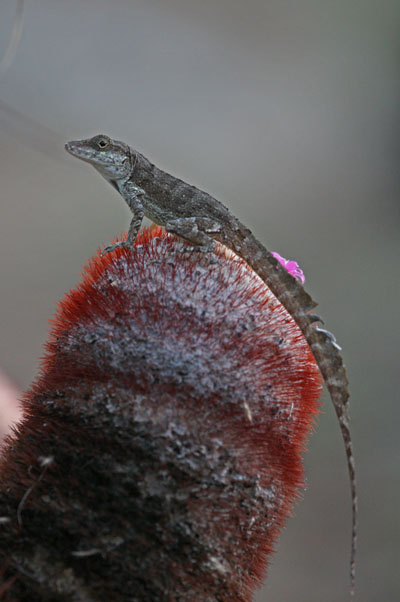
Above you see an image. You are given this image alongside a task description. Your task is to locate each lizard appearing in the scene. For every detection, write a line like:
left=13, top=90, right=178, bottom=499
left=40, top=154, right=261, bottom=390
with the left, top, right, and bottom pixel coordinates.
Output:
left=65, top=134, right=357, bottom=598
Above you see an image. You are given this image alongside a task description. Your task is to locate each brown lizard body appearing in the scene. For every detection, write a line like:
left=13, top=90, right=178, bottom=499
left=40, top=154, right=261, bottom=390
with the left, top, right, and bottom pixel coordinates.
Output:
left=65, top=134, right=357, bottom=598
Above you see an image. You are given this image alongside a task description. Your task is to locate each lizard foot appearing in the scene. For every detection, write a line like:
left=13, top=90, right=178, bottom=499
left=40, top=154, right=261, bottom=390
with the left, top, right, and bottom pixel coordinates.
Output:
left=180, top=246, right=219, bottom=264
left=102, top=241, right=132, bottom=256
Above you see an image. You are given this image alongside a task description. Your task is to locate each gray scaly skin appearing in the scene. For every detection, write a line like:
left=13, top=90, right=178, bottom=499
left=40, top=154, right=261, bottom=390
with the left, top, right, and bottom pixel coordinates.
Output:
left=65, top=134, right=357, bottom=598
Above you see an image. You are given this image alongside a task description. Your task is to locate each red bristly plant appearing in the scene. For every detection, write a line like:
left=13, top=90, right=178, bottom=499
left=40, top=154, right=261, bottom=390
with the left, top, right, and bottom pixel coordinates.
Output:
left=0, top=227, right=321, bottom=601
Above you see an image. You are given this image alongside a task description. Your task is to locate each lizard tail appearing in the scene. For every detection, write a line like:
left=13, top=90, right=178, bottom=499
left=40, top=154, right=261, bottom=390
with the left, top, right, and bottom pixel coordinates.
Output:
left=216, top=226, right=357, bottom=599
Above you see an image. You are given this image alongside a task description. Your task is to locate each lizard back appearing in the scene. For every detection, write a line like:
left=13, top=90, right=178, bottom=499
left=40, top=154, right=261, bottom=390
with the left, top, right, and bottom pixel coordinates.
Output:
left=132, top=151, right=357, bottom=597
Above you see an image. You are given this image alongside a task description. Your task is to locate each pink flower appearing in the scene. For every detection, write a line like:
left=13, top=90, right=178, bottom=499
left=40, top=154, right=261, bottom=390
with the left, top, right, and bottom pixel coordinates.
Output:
left=272, top=251, right=306, bottom=285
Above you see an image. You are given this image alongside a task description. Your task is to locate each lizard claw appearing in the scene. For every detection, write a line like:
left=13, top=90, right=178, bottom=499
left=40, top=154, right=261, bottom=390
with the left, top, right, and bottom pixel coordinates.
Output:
left=178, top=243, right=216, bottom=254
left=102, top=241, right=132, bottom=256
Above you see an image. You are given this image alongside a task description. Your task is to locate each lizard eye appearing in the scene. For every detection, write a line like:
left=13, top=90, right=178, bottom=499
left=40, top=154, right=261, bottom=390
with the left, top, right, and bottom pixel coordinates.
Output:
left=92, top=135, right=111, bottom=150
left=97, top=138, right=109, bottom=149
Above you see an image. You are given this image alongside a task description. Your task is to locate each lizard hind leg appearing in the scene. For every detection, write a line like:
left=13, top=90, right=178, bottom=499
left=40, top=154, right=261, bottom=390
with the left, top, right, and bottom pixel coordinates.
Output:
left=165, top=217, right=221, bottom=252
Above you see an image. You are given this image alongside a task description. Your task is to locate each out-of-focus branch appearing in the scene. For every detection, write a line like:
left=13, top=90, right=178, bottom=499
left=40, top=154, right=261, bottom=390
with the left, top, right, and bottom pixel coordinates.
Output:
left=0, top=0, right=25, bottom=80
left=0, top=370, right=21, bottom=443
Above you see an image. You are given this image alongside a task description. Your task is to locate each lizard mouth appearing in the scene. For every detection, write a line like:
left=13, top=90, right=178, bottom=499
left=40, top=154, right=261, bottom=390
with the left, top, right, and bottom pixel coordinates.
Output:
left=65, top=141, right=95, bottom=163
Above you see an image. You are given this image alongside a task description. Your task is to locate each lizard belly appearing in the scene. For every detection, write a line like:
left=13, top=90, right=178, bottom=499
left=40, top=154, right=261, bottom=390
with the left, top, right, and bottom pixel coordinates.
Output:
left=143, top=198, right=171, bottom=226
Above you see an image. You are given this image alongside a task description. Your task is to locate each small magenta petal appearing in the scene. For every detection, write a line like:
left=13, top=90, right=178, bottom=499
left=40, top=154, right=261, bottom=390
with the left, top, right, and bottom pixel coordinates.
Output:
left=271, top=251, right=306, bottom=285
left=271, top=251, right=285, bottom=265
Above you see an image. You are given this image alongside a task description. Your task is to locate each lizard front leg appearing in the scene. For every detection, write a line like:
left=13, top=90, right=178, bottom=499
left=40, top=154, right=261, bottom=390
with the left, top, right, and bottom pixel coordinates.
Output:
left=102, top=194, right=144, bottom=255
left=165, top=217, right=221, bottom=252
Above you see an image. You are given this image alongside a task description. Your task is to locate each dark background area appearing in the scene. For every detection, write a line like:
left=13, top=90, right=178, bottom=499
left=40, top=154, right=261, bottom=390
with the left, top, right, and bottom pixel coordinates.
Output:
left=0, top=1, right=399, bottom=600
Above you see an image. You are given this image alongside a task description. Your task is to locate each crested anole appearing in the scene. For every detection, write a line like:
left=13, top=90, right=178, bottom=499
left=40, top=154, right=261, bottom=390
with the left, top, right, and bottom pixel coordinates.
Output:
left=65, top=134, right=357, bottom=598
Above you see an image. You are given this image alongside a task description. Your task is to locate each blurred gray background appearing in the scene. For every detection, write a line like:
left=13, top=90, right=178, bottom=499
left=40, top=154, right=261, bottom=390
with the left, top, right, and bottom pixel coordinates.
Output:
left=0, top=1, right=399, bottom=600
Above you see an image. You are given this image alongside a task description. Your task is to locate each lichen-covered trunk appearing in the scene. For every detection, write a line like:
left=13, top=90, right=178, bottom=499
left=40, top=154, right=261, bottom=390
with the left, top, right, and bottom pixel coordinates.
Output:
left=0, top=229, right=322, bottom=601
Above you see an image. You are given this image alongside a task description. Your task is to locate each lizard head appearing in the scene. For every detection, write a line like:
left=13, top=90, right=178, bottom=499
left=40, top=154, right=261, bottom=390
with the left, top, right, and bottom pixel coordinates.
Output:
left=65, top=135, right=134, bottom=181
